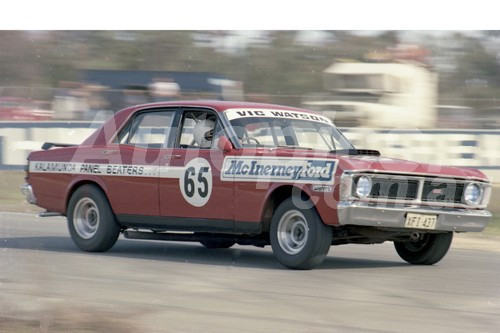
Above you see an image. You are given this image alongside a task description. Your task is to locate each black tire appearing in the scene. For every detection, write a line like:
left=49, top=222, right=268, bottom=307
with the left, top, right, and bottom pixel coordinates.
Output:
left=199, top=239, right=235, bottom=249
left=67, top=184, right=120, bottom=252
left=270, top=197, right=332, bottom=270
left=394, top=232, right=453, bottom=265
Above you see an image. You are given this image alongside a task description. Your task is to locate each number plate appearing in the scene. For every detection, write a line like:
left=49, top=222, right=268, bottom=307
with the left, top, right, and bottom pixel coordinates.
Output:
left=404, top=213, right=437, bottom=230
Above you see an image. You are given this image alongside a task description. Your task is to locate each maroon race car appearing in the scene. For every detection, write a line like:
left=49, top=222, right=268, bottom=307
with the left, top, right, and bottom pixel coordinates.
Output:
left=21, top=101, right=492, bottom=269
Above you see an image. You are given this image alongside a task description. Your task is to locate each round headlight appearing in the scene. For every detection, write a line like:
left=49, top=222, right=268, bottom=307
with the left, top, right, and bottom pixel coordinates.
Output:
left=356, top=176, right=372, bottom=198
left=464, top=183, right=482, bottom=206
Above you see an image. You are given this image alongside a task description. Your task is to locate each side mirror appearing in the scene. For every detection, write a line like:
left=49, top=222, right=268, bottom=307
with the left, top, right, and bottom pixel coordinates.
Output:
left=217, top=135, right=234, bottom=153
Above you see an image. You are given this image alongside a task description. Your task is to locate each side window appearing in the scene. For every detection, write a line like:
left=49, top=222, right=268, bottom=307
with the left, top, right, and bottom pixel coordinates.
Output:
left=115, top=111, right=175, bottom=148
left=178, top=111, right=218, bottom=149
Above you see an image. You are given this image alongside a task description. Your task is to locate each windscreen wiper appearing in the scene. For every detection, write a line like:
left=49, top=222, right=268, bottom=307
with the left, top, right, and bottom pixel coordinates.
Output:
left=276, top=145, right=314, bottom=150
left=330, top=149, right=381, bottom=156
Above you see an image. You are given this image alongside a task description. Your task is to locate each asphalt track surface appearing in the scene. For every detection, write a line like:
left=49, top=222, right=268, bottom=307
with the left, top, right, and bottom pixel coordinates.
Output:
left=1, top=212, right=499, bottom=332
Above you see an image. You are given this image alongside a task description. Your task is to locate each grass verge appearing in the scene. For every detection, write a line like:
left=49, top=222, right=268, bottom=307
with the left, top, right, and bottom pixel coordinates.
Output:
left=0, top=171, right=41, bottom=214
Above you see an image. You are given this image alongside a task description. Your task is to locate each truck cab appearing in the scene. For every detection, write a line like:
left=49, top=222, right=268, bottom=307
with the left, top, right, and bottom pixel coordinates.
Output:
left=303, top=62, right=438, bottom=128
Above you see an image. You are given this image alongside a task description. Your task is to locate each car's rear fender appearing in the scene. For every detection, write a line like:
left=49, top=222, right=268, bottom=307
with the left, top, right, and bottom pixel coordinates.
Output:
left=64, top=176, right=110, bottom=215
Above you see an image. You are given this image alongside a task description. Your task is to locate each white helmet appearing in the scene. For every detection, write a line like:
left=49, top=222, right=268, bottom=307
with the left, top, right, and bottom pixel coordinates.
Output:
left=193, top=118, right=215, bottom=148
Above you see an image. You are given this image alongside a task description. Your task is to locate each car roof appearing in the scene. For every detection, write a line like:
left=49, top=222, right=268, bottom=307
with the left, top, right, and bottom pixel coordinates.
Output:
left=84, top=100, right=324, bottom=146
left=120, top=100, right=315, bottom=114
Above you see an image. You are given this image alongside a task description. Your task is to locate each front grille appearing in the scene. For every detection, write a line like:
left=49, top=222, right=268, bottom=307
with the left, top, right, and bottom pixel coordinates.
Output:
left=352, top=174, right=472, bottom=205
left=369, top=179, right=419, bottom=200
left=422, top=181, right=464, bottom=204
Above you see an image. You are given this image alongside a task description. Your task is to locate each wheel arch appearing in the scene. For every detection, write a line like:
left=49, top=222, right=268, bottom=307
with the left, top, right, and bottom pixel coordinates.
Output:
left=64, top=177, right=110, bottom=215
left=260, top=184, right=313, bottom=233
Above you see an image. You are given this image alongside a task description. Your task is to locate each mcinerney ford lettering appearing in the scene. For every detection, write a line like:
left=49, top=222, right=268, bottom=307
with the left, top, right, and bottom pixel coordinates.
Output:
left=221, top=157, right=337, bottom=184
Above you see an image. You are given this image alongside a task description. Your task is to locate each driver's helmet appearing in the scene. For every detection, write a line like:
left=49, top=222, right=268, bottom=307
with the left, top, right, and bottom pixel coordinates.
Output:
left=193, top=118, right=215, bottom=148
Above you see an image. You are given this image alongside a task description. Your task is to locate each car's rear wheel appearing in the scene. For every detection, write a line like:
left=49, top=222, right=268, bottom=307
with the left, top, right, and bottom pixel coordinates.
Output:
left=394, top=232, right=453, bottom=265
left=67, top=185, right=120, bottom=252
left=270, top=197, right=332, bottom=270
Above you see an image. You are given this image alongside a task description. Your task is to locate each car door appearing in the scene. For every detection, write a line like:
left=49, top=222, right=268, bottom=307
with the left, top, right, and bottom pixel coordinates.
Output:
left=104, top=108, right=177, bottom=217
left=158, top=108, right=234, bottom=231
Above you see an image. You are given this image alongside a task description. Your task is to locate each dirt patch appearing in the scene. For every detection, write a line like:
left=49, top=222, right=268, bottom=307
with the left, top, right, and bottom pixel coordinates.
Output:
left=0, top=307, right=137, bottom=333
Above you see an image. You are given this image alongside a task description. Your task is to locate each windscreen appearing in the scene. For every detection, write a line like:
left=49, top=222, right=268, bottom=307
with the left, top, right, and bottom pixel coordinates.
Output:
left=225, top=109, right=355, bottom=151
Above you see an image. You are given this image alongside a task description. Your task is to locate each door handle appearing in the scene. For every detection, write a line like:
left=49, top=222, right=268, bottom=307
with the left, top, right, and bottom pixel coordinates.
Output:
left=164, top=154, right=182, bottom=159
left=103, top=149, right=118, bottom=155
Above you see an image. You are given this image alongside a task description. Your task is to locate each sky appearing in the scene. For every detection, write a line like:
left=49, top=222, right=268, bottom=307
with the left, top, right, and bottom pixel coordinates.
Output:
left=0, top=1, right=497, bottom=30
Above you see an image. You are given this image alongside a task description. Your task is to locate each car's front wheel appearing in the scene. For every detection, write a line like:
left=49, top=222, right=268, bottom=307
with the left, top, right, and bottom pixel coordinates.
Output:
left=270, top=197, right=332, bottom=270
left=394, top=232, right=453, bottom=265
left=67, top=185, right=120, bottom=252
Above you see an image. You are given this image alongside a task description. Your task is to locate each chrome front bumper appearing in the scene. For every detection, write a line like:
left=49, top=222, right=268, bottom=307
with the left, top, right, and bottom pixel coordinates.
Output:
left=20, top=184, right=36, bottom=204
left=337, top=201, right=492, bottom=232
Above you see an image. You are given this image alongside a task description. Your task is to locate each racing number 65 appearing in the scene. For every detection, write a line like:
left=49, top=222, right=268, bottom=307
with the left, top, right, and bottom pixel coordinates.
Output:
left=180, top=158, right=213, bottom=207
left=184, top=166, right=209, bottom=198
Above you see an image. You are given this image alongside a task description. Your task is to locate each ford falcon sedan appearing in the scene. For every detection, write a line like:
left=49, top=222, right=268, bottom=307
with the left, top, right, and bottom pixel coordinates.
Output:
left=21, top=101, right=492, bottom=269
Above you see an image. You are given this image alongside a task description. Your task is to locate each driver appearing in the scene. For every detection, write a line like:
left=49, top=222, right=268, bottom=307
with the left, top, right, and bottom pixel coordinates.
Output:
left=233, top=125, right=248, bottom=145
left=193, top=118, right=215, bottom=148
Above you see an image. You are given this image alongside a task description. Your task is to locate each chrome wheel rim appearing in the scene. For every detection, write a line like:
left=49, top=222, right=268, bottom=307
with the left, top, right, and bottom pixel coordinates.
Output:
left=277, top=210, right=309, bottom=255
left=73, top=197, right=99, bottom=239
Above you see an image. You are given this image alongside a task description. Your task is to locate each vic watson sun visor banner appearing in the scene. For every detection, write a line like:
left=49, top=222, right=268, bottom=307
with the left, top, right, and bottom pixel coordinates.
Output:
left=221, top=157, right=337, bottom=184
left=224, top=108, right=333, bottom=125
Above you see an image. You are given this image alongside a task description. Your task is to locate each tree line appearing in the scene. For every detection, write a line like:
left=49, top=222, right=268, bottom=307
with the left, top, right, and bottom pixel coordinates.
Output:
left=1, top=30, right=499, bottom=110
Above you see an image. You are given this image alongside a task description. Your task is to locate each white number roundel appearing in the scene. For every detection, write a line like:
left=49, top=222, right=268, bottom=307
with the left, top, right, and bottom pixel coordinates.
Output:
left=180, top=158, right=213, bottom=207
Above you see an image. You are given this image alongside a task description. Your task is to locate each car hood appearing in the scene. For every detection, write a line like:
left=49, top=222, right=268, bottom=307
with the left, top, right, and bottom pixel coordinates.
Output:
left=253, top=148, right=487, bottom=180
left=262, top=148, right=486, bottom=180
left=335, top=154, right=487, bottom=180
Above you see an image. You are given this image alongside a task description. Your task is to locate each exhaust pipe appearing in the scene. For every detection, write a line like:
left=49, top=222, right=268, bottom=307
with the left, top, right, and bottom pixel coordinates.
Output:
left=410, top=232, right=421, bottom=241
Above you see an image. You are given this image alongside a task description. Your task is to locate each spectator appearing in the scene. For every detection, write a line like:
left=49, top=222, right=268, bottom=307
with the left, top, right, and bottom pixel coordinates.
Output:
left=149, top=77, right=181, bottom=102
left=84, top=83, right=111, bottom=121
left=123, top=85, right=149, bottom=107
left=52, top=81, right=89, bottom=120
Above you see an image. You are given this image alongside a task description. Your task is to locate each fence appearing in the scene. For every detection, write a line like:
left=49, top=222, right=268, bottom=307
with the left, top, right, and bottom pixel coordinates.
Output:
left=1, top=122, right=499, bottom=183
left=0, top=121, right=96, bottom=167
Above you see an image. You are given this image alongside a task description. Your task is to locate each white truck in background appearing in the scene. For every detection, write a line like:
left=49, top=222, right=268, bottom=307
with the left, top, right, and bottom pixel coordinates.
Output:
left=303, top=61, right=439, bottom=128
